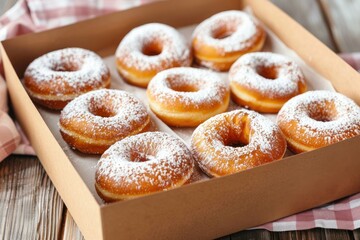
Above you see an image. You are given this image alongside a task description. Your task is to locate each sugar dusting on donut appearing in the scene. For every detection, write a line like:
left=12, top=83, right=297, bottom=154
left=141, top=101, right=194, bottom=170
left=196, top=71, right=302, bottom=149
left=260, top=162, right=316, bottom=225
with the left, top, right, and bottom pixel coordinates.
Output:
left=96, top=132, right=194, bottom=190
left=148, top=67, right=228, bottom=108
left=25, top=48, right=109, bottom=92
left=230, top=52, right=305, bottom=98
left=191, top=110, right=286, bottom=174
left=59, top=89, right=149, bottom=138
left=192, top=10, right=258, bottom=54
left=197, top=110, right=281, bottom=160
left=116, top=23, right=191, bottom=71
left=277, top=90, right=360, bottom=144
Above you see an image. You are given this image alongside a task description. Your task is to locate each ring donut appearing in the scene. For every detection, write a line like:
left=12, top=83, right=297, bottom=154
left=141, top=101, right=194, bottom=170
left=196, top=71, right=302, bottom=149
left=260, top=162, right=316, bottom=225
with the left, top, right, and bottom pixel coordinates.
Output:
left=147, top=67, right=230, bottom=127
left=229, top=52, right=307, bottom=113
left=95, top=132, right=195, bottom=201
left=277, top=90, right=360, bottom=153
left=191, top=109, right=287, bottom=177
left=24, top=48, right=110, bottom=110
left=116, top=23, right=192, bottom=87
left=59, top=89, right=151, bottom=154
left=192, top=10, right=266, bottom=71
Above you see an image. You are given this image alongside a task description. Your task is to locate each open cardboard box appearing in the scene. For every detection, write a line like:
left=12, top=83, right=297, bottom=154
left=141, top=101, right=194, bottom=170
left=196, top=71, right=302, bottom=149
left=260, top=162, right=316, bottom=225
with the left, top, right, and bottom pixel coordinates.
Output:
left=2, top=0, right=360, bottom=239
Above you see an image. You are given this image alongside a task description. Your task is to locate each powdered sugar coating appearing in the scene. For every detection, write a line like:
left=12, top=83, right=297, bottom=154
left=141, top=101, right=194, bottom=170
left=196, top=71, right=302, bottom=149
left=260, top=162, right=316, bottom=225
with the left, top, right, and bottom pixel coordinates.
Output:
left=192, top=10, right=259, bottom=54
left=147, top=67, right=229, bottom=109
left=115, top=23, right=191, bottom=71
left=277, top=90, right=360, bottom=146
left=24, top=48, right=109, bottom=96
left=229, top=52, right=306, bottom=98
left=191, top=109, right=286, bottom=177
left=59, top=89, right=149, bottom=140
left=96, top=132, right=194, bottom=197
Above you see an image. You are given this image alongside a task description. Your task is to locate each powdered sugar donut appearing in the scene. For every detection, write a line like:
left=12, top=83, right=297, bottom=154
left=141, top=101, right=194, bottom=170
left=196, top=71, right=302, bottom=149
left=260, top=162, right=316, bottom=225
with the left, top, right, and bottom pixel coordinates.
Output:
left=95, top=131, right=194, bottom=201
left=147, top=67, right=230, bottom=127
left=229, top=52, right=307, bottom=113
left=115, top=23, right=192, bottom=88
left=59, top=89, right=151, bottom=154
left=24, top=48, right=110, bottom=110
left=192, top=10, right=266, bottom=71
left=277, top=90, right=360, bottom=153
left=191, top=109, right=287, bottom=177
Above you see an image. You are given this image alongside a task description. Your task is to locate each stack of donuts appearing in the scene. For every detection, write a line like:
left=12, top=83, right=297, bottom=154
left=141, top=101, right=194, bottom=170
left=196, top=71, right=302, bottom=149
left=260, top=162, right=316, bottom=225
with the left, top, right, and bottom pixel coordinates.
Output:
left=23, top=10, right=360, bottom=202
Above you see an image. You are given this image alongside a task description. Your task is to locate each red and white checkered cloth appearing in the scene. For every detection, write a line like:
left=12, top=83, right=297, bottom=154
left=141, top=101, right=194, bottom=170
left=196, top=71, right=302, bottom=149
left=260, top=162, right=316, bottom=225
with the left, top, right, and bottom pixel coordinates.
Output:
left=0, top=0, right=154, bottom=160
left=1, top=0, right=360, bottom=232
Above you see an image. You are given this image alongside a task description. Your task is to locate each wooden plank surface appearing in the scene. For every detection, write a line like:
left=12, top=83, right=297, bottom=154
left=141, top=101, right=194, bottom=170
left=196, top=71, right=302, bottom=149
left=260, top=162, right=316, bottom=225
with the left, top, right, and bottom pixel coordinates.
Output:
left=62, top=212, right=84, bottom=240
left=0, top=156, right=63, bottom=240
left=322, top=0, right=360, bottom=52
left=0, top=0, right=360, bottom=239
left=354, top=230, right=360, bottom=240
left=271, top=0, right=336, bottom=51
left=324, top=229, right=353, bottom=240
left=0, top=0, right=17, bottom=15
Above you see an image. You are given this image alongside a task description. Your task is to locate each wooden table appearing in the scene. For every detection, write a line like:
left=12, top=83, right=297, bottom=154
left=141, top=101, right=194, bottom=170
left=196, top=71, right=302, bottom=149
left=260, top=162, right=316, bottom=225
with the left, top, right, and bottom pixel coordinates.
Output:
left=0, top=0, right=359, bottom=239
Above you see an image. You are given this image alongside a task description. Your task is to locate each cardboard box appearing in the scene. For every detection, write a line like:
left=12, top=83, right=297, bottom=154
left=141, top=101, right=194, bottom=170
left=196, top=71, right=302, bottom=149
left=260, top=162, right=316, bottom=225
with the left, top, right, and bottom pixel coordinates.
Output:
left=2, top=0, right=360, bottom=239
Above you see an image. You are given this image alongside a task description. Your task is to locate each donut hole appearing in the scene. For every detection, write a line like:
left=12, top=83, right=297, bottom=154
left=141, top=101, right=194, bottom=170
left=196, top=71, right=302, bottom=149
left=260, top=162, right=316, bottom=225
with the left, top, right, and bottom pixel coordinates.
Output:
left=142, top=41, right=163, bottom=56
left=256, top=66, right=278, bottom=80
left=89, top=107, right=116, bottom=118
left=130, top=151, right=155, bottom=162
left=52, top=63, right=80, bottom=72
left=88, top=96, right=117, bottom=118
left=171, top=84, right=199, bottom=92
left=309, top=113, right=334, bottom=122
left=223, top=119, right=250, bottom=148
left=225, top=133, right=249, bottom=148
left=212, top=24, right=237, bottom=39
left=166, top=77, right=200, bottom=92
left=52, top=58, right=82, bottom=72
left=227, top=140, right=248, bottom=148
left=307, top=102, right=338, bottom=122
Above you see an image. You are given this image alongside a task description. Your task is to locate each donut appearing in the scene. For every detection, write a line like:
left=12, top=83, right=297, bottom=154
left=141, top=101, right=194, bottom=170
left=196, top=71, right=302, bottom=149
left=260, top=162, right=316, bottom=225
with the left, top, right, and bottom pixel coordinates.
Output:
left=95, top=131, right=195, bottom=201
left=192, top=10, right=266, bottom=71
left=229, top=52, right=307, bottom=113
left=24, top=48, right=110, bottom=110
left=59, top=89, right=151, bottom=154
left=277, top=90, right=360, bottom=153
left=115, top=23, right=192, bottom=88
left=147, top=67, right=230, bottom=127
left=191, top=109, right=287, bottom=177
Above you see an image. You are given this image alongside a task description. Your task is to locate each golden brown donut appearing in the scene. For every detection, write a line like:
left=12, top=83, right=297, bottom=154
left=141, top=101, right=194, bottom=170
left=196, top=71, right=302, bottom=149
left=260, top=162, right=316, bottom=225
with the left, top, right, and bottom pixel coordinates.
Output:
left=191, top=109, right=287, bottom=177
left=24, top=48, right=110, bottom=110
left=95, top=132, right=195, bottom=201
left=229, top=52, right=307, bottom=113
left=59, top=89, right=151, bottom=154
left=147, top=67, right=230, bottom=127
left=192, top=10, right=266, bottom=71
left=115, top=23, right=192, bottom=88
left=277, top=90, right=360, bottom=153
